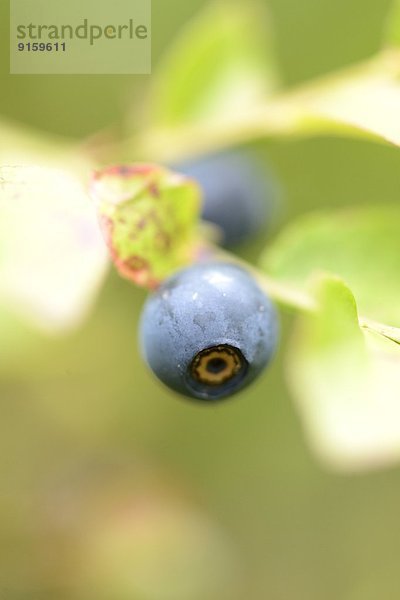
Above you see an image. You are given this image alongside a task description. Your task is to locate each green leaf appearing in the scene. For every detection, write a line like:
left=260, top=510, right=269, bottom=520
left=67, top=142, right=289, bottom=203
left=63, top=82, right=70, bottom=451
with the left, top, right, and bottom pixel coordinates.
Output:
left=260, top=206, right=400, bottom=326
left=294, top=50, right=400, bottom=148
left=147, top=1, right=278, bottom=129
left=288, top=276, right=400, bottom=471
left=91, top=164, right=201, bottom=288
left=0, top=165, right=108, bottom=333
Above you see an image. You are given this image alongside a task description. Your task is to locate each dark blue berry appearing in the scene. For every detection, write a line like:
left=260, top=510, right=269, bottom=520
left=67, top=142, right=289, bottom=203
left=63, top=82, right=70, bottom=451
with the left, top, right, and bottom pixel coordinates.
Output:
left=174, top=151, right=277, bottom=247
left=139, top=262, right=278, bottom=401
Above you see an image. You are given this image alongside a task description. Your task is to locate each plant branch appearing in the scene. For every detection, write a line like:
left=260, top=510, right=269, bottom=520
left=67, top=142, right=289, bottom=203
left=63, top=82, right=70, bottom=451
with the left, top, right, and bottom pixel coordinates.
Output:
left=92, top=49, right=400, bottom=165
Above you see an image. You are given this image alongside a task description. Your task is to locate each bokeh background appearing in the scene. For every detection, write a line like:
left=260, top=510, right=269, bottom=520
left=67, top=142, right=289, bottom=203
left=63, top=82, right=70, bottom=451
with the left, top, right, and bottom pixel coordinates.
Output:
left=2, top=0, right=400, bottom=598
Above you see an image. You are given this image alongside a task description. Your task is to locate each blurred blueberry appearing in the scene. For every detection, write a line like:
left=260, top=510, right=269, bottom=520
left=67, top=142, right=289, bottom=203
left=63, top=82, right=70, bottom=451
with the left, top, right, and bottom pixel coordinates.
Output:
left=139, top=262, right=279, bottom=401
left=173, top=150, right=278, bottom=247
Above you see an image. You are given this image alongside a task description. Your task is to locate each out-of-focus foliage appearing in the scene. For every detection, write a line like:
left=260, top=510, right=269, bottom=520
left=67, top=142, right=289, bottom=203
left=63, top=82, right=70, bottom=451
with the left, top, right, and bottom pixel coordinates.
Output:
left=146, top=2, right=279, bottom=129
left=292, top=51, right=400, bottom=148
left=132, top=0, right=400, bottom=163
left=260, top=206, right=400, bottom=326
left=287, top=276, right=400, bottom=471
left=0, top=165, right=108, bottom=332
left=136, top=51, right=400, bottom=162
left=260, top=206, right=400, bottom=469
left=0, top=118, right=73, bottom=166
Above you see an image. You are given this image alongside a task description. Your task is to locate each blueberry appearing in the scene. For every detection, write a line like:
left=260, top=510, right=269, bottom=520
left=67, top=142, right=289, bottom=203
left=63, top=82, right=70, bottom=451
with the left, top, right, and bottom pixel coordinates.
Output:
left=174, top=151, right=277, bottom=247
left=139, top=262, right=278, bottom=401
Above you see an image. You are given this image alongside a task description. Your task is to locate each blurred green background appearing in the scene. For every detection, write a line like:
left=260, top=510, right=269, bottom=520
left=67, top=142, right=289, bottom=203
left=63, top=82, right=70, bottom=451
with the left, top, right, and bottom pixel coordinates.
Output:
left=2, top=0, right=400, bottom=598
